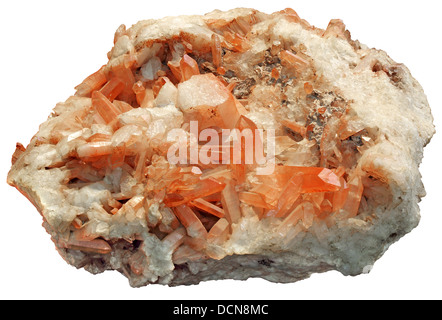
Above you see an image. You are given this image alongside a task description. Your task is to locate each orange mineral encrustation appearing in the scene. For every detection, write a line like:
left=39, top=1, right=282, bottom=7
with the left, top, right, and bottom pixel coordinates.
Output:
left=6, top=5, right=435, bottom=289
left=65, top=34, right=366, bottom=262
left=14, top=8, right=372, bottom=268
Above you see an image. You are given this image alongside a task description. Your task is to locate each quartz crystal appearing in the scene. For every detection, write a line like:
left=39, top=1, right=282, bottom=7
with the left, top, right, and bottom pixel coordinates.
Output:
left=7, top=8, right=434, bottom=287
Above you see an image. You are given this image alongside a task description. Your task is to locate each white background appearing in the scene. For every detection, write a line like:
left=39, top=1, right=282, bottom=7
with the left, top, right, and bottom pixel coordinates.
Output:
left=1, top=0, right=441, bottom=300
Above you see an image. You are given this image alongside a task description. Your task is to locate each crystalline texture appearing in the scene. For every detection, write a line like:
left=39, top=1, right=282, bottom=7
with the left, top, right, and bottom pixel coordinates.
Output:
left=7, top=8, right=434, bottom=287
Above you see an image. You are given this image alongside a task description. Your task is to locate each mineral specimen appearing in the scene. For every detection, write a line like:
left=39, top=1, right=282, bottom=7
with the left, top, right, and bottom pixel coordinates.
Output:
left=7, top=8, right=434, bottom=287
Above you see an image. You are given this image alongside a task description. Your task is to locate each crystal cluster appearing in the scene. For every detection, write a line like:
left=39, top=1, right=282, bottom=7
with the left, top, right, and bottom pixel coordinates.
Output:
left=7, top=8, right=434, bottom=287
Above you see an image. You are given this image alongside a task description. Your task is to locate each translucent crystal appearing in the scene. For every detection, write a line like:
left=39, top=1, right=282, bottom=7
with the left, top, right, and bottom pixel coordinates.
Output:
left=7, top=7, right=433, bottom=288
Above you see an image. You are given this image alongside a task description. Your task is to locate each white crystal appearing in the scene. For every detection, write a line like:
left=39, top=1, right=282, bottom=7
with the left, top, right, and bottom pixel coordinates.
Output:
left=141, top=56, right=162, bottom=80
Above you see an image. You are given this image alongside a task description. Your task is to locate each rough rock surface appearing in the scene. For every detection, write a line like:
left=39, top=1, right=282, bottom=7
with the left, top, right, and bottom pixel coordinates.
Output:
left=7, top=8, right=434, bottom=287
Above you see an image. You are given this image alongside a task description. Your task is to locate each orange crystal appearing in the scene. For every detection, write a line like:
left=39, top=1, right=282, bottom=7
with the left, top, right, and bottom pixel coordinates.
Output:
left=277, top=202, right=306, bottom=234
left=211, top=33, right=222, bottom=69
left=132, top=81, right=147, bottom=105
left=164, top=177, right=226, bottom=207
left=173, top=205, right=208, bottom=239
left=91, top=91, right=122, bottom=124
left=238, top=191, right=274, bottom=209
left=268, top=166, right=341, bottom=193
left=75, top=65, right=107, bottom=97
left=220, top=180, right=242, bottom=224
left=207, top=218, right=230, bottom=245
left=265, top=173, right=302, bottom=218
left=281, top=119, right=307, bottom=138
left=279, top=50, right=309, bottom=73
left=162, top=227, right=187, bottom=251
left=304, top=82, right=314, bottom=94
left=110, top=62, right=136, bottom=104
left=100, top=77, right=125, bottom=101
left=190, top=198, right=225, bottom=218
left=77, top=141, right=112, bottom=158
left=223, top=31, right=250, bottom=52
left=65, top=238, right=112, bottom=255
left=342, top=174, right=364, bottom=218
left=180, top=54, right=200, bottom=81
left=9, top=9, right=384, bottom=277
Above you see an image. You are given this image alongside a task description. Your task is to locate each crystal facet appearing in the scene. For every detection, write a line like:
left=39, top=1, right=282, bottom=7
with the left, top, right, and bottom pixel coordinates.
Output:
left=7, top=8, right=434, bottom=287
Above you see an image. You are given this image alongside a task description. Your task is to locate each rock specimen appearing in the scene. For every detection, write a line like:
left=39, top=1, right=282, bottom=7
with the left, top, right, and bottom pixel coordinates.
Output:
left=7, top=8, right=434, bottom=287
